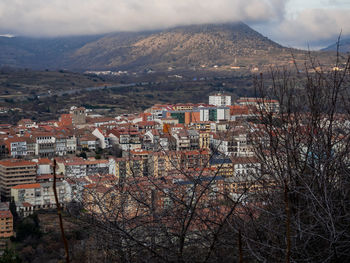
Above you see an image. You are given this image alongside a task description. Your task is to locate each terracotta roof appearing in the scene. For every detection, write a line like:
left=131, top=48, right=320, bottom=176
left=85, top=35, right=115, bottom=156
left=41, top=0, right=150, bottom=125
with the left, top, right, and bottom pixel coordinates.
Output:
left=38, top=158, right=52, bottom=165
left=80, top=134, right=97, bottom=141
left=0, top=159, right=36, bottom=167
left=4, top=137, right=26, bottom=143
left=85, top=160, right=109, bottom=165
left=12, top=183, right=41, bottom=189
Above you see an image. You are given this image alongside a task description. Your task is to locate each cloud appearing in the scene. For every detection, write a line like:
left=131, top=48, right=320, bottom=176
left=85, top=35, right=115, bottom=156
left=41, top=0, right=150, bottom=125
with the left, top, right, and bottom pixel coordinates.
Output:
left=1, top=0, right=348, bottom=49
left=0, top=0, right=288, bottom=37
left=257, top=8, right=350, bottom=49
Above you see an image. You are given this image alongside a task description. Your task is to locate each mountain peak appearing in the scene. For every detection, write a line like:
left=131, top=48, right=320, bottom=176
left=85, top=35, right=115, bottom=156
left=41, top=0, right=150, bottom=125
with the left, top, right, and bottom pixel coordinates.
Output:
left=0, top=23, right=291, bottom=71
left=70, top=22, right=285, bottom=71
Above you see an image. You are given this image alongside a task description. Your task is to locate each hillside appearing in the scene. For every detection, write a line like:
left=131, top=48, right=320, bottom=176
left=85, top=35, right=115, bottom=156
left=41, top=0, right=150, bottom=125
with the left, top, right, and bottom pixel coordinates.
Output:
left=0, top=23, right=334, bottom=72
left=0, top=35, right=102, bottom=70
left=70, top=23, right=290, bottom=71
left=322, top=38, right=350, bottom=53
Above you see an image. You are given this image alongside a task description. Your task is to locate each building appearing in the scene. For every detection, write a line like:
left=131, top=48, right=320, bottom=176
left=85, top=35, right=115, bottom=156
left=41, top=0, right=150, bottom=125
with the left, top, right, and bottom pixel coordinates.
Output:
left=236, top=97, right=280, bottom=113
left=209, top=93, right=231, bottom=106
left=0, top=209, right=13, bottom=238
left=199, top=131, right=210, bottom=149
left=70, top=107, right=86, bottom=125
left=17, top=119, right=37, bottom=129
left=198, top=107, right=230, bottom=122
left=4, top=137, right=27, bottom=158
left=172, top=130, right=190, bottom=151
left=0, top=159, right=37, bottom=200
left=108, top=129, right=141, bottom=151
left=78, top=134, right=97, bottom=151
left=210, top=133, right=238, bottom=157
left=34, top=133, right=56, bottom=157
left=92, top=128, right=112, bottom=149
left=11, top=181, right=70, bottom=216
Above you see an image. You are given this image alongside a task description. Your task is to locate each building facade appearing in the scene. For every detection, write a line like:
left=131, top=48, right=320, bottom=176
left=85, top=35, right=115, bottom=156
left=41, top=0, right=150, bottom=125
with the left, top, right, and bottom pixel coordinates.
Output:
left=0, top=160, right=37, bottom=200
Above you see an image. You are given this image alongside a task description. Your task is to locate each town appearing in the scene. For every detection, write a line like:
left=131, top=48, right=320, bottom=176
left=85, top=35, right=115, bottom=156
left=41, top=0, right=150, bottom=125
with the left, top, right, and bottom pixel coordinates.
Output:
left=0, top=86, right=348, bottom=262
left=0, top=93, right=280, bottom=238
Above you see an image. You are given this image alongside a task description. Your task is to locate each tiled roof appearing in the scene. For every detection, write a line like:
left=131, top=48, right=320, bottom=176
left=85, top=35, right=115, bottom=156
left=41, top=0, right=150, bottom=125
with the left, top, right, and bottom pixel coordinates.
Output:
left=12, top=183, right=41, bottom=189
left=0, top=159, right=36, bottom=167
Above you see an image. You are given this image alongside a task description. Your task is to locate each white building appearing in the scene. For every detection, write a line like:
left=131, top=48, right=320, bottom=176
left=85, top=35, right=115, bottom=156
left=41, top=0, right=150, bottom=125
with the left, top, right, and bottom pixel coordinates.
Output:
left=11, top=181, right=70, bottom=216
left=209, top=93, right=231, bottom=106
left=236, top=97, right=280, bottom=113
left=231, top=157, right=261, bottom=178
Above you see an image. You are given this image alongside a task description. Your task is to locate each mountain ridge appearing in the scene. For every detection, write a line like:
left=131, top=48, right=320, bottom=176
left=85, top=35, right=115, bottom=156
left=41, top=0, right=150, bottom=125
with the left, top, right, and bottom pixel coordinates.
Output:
left=322, top=38, right=350, bottom=53
left=0, top=22, right=326, bottom=72
left=69, top=22, right=287, bottom=71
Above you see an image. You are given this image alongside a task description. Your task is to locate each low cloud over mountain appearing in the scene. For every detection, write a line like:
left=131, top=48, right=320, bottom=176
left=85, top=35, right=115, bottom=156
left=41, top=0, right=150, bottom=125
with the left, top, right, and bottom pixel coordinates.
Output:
left=0, top=0, right=288, bottom=37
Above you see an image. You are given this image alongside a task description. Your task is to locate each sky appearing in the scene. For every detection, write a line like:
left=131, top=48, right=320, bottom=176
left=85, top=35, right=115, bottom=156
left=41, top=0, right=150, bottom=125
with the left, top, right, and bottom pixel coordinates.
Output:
left=0, top=0, right=349, bottom=49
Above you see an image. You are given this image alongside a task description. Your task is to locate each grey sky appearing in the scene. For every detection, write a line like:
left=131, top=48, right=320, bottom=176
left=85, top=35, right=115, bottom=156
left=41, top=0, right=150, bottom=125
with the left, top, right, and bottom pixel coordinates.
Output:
left=0, top=0, right=349, bottom=49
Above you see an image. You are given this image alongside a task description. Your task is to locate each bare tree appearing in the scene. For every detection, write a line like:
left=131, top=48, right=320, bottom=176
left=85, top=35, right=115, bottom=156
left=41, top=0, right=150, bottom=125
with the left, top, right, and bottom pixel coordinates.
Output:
left=61, top=49, right=350, bottom=263
left=237, top=50, right=350, bottom=262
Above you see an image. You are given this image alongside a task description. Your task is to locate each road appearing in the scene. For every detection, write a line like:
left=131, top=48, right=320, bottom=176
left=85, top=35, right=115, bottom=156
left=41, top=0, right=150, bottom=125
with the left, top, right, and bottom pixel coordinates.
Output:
left=36, top=83, right=137, bottom=98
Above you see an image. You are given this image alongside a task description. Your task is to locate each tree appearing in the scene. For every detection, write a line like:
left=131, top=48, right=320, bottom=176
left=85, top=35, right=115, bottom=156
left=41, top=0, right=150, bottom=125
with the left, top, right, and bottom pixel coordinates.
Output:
left=0, top=247, right=21, bottom=263
left=236, top=50, right=350, bottom=262
left=62, top=50, right=350, bottom=262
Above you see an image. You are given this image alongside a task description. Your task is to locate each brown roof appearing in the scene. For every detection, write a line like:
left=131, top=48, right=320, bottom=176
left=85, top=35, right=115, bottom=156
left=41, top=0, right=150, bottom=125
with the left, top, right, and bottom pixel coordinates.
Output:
left=12, top=183, right=41, bottom=189
left=38, top=158, right=52, bottom=165
left=4, top=137, right=26, bottom=143
left=230, top=157, right=259, bottom=164
left=36, top=174, right=64, bottom=180
left=0, top=159, right=36, bottom=167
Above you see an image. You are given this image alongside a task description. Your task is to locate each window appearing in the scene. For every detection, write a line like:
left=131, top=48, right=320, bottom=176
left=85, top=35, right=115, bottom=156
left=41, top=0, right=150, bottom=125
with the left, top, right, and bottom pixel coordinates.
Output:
left=43, top=187, right=49, bottom=194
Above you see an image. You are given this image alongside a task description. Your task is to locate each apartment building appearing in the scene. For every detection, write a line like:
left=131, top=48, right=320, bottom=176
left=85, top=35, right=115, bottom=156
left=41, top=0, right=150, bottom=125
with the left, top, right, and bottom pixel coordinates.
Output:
left=0, top=159, right=37, bottom=200
left=11, top=181, right=69, bottom=216
left=209, top=93, right=231, bottom=106
left=4, top=137, right=27, bottom=158
left=0, top=210, right=13, bottom=238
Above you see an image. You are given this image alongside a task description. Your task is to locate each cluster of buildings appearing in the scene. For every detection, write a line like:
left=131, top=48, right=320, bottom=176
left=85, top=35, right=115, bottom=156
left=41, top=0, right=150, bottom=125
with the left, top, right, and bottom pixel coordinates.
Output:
left=0, top=93, right=281, bottom=238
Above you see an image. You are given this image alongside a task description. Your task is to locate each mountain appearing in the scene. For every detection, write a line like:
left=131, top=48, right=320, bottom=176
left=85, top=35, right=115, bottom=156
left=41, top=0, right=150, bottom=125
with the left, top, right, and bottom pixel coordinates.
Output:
left=322, top=38, right=350, bottom=53
left=0, top=23, right=304, bottom=72
left=0, top=35, right=102, bottom=70
left=69, top=23, right=288, bottom=71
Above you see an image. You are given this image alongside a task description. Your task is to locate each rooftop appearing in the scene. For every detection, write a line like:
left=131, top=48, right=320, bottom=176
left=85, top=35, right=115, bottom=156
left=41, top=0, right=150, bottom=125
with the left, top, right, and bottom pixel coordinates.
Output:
left=0, top=159, right=36, bottom=167
left=12, top=183, right=41, bottom=189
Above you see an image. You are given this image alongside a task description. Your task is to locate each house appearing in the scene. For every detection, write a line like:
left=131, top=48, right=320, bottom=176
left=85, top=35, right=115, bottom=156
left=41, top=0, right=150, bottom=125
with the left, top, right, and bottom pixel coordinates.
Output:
left=17, top=119, right=37, bottom=129
left=34, top=133, right=56, bottom=157
left=92, top=128, right=111, bottom=149
left=4, top=137, right=27, bottom=157
left=11, top=181, right=70, bottom=216
left=108, top=129, right=141, bottom=152
left=78, top=134, right=98, bottom=151
left=35, top=158, right=52, bottom=175
left=172, top=129, right=190, bottom=151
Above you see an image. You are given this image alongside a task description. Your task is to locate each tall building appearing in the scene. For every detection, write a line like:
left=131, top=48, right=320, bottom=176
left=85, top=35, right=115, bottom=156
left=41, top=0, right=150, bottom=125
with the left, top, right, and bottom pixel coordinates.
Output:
left=70, top=106, right=86, bottom=125
left=0, top=210, right=13, bottom=238
left=0, top=159, right=37, bottom=200
left=209, top=93, right=231, bottom=106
